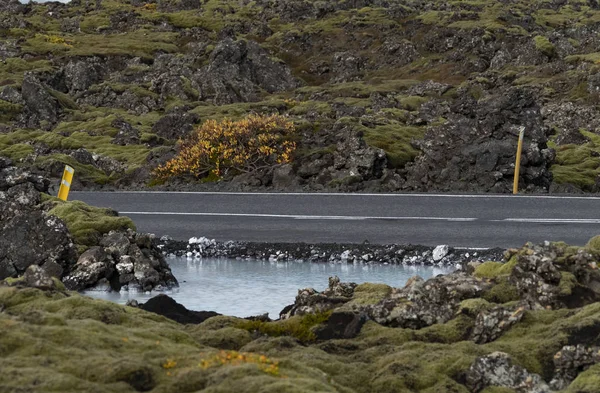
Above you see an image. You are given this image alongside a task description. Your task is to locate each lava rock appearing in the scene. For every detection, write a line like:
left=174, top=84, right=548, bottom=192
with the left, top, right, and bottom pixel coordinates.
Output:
left=139, top=294, right=220, bottom=324
left=466, top=352, right=550, bottom=393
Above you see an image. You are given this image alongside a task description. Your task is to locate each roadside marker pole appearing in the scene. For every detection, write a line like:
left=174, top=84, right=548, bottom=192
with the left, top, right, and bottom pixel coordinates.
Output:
left=513, top=128, right=525, bottom=195
left=58, top=165, right=74, bottom=201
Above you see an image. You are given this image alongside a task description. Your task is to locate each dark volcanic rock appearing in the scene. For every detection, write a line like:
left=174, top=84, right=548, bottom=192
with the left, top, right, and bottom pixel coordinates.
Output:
left=405, top=87, right=555, bottom=193
left=19, top=73, right=61, bottom=128
left=111, top=118, right=141, bottom=146
left=64, top=231, right=178, bottom=292
left=369, top=273, right=493, bottom=329
left=466, top=352, right=550, bottom=393
left=152, top=109, right=200, bottom=140
left=139, top=294, right=220, bottom=324
left=63, top=57, right=107, bottom=94
left=196, top=38, right=299, bottom=104
left=0, top=211, right=77, bottom=280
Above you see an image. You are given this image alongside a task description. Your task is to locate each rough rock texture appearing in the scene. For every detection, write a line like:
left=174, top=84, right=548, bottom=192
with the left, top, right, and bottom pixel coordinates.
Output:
left=550, top=344, right=600, bottom=389
left=63, top=230, right=178, bottom=291
left=405, top=88, right=555, bottom=193
left=0, top=165, right=76, bottom=280
left=465, top=352, right=551, bottom=393
left=369, top=273, right=493, bottom=329
left=151, top=109, right=200, bottom=141
left=470, top=304, right=527, bottom=344
left=196, top=38, right=300, bottom=104
left=19, top=74, right=62, bottom=128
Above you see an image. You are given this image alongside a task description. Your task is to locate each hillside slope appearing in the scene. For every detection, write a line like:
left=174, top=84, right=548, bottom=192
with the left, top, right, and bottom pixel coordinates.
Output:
left=2, top=0, right=600, bottom=192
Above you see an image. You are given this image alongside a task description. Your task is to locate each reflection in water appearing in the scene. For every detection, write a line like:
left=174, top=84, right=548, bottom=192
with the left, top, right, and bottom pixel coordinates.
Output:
left=85, top=257, right=453, bottom=318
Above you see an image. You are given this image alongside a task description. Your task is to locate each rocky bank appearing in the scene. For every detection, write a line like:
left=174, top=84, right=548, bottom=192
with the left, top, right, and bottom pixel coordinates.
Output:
left=4, top=0, right=600, bottom=192
left=2, top=239, right=600, bottom=392
left=0, top=161, right=177, bottom=291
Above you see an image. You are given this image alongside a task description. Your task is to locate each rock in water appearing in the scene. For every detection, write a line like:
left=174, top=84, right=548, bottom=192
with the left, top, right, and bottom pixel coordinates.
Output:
left=63, top=230, right=178, bottom=292
left=138, top=294, right=219, bottom=324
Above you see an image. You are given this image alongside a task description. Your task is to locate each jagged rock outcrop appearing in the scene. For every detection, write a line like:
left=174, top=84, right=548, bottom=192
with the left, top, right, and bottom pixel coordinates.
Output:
left=152, top=108, right=200, bottom=141
left=63, top=230, right=178, bottom=291
left=19, top=74, right=62, bottom=128
left=0, top=163, right=177, bottom=292
left=466, top=352, right=551, bottom=393
left=196, top=38, right=300, bottom=104
left=0, top=162, right=76, bottom=280
left=405, top=87, right=555, bottom=193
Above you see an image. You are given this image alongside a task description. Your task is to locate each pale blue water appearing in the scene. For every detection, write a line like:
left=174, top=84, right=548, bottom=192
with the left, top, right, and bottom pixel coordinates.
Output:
left=85, top=257, right=452, bottom=318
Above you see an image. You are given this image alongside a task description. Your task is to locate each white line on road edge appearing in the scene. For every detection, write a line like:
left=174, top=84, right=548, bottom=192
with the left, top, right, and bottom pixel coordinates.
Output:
left=119, top=211, right=478, bottom=222
left=499, top=218, right=600, bottom=224
left=73, top=191, right=600, bottom=200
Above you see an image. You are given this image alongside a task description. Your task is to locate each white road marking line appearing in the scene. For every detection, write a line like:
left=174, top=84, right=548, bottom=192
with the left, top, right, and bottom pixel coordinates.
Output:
left=72, top=191, right=600, bottom=200
left=499, top=218, right=600, bottom=224
left=119, top=211, right=478, bottom=222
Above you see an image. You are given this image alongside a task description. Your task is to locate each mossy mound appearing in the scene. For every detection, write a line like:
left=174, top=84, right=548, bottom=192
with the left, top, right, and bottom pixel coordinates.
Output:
left=46, top=199, right=135, bottom=248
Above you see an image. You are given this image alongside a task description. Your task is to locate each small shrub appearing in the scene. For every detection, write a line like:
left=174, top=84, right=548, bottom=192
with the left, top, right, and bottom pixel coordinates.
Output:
left=154, top=114, right=296, bottom=180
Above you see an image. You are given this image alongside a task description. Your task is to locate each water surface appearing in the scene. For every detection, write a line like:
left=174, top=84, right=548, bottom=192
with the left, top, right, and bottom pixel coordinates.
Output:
left=85, top=258, right=452, bottom=318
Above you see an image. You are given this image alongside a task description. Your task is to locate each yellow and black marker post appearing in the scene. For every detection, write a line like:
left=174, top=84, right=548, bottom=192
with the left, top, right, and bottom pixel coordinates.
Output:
left=513, top=128, right=525, bottom=195
left=57, top=165, right=74, bottom=201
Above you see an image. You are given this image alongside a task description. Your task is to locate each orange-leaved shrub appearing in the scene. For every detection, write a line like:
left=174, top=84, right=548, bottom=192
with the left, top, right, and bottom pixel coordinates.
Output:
left=154, top=114, right=296, bottom=180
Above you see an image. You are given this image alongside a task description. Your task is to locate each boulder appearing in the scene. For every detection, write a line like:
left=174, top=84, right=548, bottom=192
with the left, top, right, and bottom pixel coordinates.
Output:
left=139, top=294, right=220, bottom=324
left=196, top=38, right=299, bottom=104
left=0, top=211, right=77, bottom=280
left=19, top=73, right=61, bottom=128
left=64, top=231, right=178, bottom=292
left=550, top=344, right=600, bottom=390
left=465, top=352, right=550, bottom=393
left=63, top=57, right=107, bottom=94
left=111, top=118, right=140, bottom=146
left=470, top=304, right=527, bottom=344
left=369, top=273, right=493, bottom=329
left=151, top=110, right=199, bottom=141
left=405, top=87, right=554, bottom=193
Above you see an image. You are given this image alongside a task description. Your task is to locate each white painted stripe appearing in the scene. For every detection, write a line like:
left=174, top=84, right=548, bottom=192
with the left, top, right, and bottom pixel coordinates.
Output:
left=454, top=247, right=492, bottom=251
left=499, top=218, right=600, bottom=224
left=119, top=211, right=478, bottom=222
left=71, top=191, right=600, bottom=200
left=61, top=180, right=71, bottom=187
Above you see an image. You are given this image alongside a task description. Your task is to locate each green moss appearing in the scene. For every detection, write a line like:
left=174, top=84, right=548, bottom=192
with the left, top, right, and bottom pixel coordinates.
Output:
left=188, top=327, right=253, bottom=350
left=533, top=35, right=555, bottom=58
left=413, top=315, right=474, bottom=344
left=457, top=298, right=493, bottom=317
left=566, top=364, right=600, bottom=392
left=558, top=271, right=578, bottom=296
left=551, top=130, right=600, bottom=190
left=473, top=257, right=517, bottom=279
left=236, top=311, right=332, bottom=342
left=47, top=200, right=135, bottom=247
left=398, top=96, right=428, bottom=111
left=586, top=235, right=600, bottom=250
left=349, top=283, right=392, bottom=306
left=482, top=279, right=520, bottom=304
left=0, top=99, right=23, bottom=122
left=361, top=124, right=425, bottom=168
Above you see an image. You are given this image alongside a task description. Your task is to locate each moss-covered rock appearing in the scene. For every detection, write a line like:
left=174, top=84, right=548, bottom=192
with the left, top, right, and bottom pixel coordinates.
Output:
left=46, top=199, right=135, bottom=248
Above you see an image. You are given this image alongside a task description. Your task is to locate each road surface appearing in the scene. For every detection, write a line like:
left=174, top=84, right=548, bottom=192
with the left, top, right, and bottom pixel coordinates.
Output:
left=70, top=191, right=600, bottom=248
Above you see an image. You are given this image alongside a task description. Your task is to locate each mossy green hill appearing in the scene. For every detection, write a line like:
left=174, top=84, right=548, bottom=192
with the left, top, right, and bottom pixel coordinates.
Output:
left=3, top=0, right=600, bottom=191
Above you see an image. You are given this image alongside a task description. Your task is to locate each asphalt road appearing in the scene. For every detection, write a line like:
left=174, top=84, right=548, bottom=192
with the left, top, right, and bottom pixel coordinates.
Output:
left=70, top=191, right=600, bottom=248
